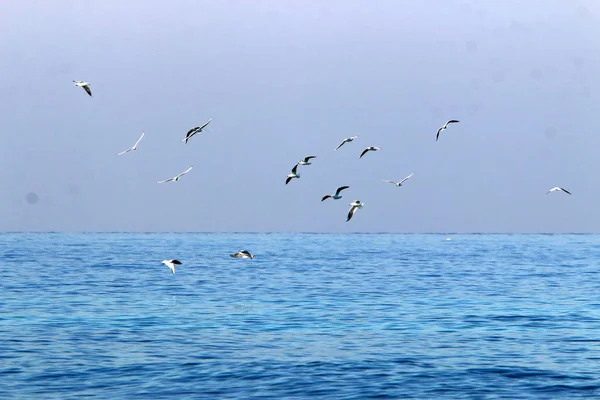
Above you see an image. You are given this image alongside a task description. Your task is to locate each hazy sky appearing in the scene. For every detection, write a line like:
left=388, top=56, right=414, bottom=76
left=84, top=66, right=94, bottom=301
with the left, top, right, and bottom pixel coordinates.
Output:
left=0, top=1, right=598, bottom=233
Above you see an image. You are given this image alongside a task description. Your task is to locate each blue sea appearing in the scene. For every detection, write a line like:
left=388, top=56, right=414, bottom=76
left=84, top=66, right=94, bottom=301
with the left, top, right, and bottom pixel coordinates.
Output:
left=1, top=233, right=600, bottom=399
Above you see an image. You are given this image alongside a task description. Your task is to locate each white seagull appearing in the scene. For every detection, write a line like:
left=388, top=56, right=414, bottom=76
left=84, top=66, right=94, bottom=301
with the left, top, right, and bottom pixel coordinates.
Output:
left=335, top=135, right=359, bottom=151
left=383, top=172, right=415, bottom=187
left=285, top=164, right=300, bottom=185
left=231, top=250, right=254, bottom=259
left=347, top=200, right=364, bottom=222
left=298, top=156, right=317, bottom=166
left=322, top=186, right=350, bottom=201
left=117, top=132, right=145, bottom=155
left=182, top=118, right=212, bottom=144
left=73, top=80, right=92, bottom=97
left=359, top=146, right=380, bottom=159
left=162, top=259, right=182, bottom=274
left=436, top=119, right=460, bottom=141
left=546, top=187, right=572, bottom=195
left=157, top=166, right=193, bottom=184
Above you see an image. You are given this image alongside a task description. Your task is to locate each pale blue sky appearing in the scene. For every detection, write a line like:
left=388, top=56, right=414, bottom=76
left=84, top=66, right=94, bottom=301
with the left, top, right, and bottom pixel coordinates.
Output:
left=0, top=1, right=598, bottom=232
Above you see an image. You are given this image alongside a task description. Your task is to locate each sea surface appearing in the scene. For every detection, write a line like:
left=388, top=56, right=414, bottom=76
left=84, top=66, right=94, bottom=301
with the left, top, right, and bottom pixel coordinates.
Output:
left=1, top=233, right=600, bottom=399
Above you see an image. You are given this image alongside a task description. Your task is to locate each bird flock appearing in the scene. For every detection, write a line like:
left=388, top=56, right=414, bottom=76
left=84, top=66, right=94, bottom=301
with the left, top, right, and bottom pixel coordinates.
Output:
left=73, top=80, right=572, bottom=272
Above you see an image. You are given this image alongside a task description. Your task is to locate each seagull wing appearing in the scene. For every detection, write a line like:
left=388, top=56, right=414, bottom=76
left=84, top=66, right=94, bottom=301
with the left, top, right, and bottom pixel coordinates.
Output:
left=560, top=188, right=572, bottom=195
left=334, top=139, right=347, bottom=150
left=383, top=180, right=398, bottom=185
left=157, top=177, right=174, bottom=184
left=346, top=206, right=358, bottom=222
left=176, top=166, right=193, bottom=178
left=436, top=127, right=443, bottom=141
left=291, top=163, right=299, bottom=174
left=321, top=195, right=332, bottom=201
left=399, top=172, right=415, bottom=184
left=335, top=186, right=350, bottom=196
left=117, top=148, right=133, bottom=156
left=285, top=176, right=293, bottom=185
left=133, top=131, right=145, bottom=147
left=172, top=260, right=182, bottom=265
left=359, top=148, right=369, bottom=159
left=447, top=119, right=460, bottom=124
left=304, top=156, right=317, bottom=162
left=198, top=118, right=212, bottom=131
left=83, top=85, right=92, bottom=97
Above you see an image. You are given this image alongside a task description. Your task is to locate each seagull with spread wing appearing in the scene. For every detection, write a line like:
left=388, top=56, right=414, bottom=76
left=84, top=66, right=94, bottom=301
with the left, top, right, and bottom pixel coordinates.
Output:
left=383, top=172, right=415, bottom=187
left=117, top=132, right=145, bottom=155
left=322, top=186, right=350, bottom=201
left=285, top=164, right=300, bottom=185
left=546, top=187, right=572, bottom=195
left=182, top=118, right=212, bottom=144
left=157, top=166, right=193, bottom=184
left=359, top=146, right=380, bottom=159
left=335, top=135, right=358, bottom=150
left=73, top=80, right=92, bottom=97
left=346, top=200, right=364, bottom=222
left=436, top=119, right=460, bottom=141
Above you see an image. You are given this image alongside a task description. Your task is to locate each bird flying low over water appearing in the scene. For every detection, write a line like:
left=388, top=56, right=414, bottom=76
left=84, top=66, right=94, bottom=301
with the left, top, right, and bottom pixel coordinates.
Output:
left=298, top=156, right=317, bottom=165
left=546, top=187, right=572, bottom=195
left=157, top=166, right=193, bottom=183
left=162, top=259, right=182, bottom=274
left=436, top=119, right=459, bottom=141
left=359, top=146, right=380, bottom=159
left=383, top=172, right=415, bottom=187
left=117, top=132, right=145, bottom=155
left=285, top=164, right=300, bottom=185
left=322, top=186, right=350, bottom=201
left=73, top=80, right=92, bottom=97
left=335, top=135, right=358, bottom=150
left=182, top=118, right=212, bottom=144
left=231, top=250, right=254, bottom=259
left=347, top=200, right=364, bottom=222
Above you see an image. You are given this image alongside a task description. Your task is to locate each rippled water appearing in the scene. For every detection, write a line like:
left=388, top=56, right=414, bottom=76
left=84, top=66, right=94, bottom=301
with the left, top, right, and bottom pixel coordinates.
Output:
left=1, top=233, right=600, bottom=399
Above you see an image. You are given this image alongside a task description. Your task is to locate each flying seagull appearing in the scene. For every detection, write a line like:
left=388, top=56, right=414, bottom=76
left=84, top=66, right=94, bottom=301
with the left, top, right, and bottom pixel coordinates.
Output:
left=546, top=187, right=572, bottom=195
left=335, top=135, right=358, bottom=151
left=359, top=146, right=380, bottom=159
left=157, top=166, right=193, bottom=184
left=383, top=172, right=415, bottom=187
left=346, top=200, right=364, bottom=222
left=322, top=185, right=350, bottom=201
left=231, top=250, right=254, bottom=259
left=182, top=118, right=212, bottom=144
left=285, top=163, right=300, bottom=185
left=436, top=119, right=460, bottom=141
left=117, top=132, right=145, bottom=155
left=162, top=259, right=182, bottom=274
left=298, top=156, right=317, bottom=166
left=73, top=80, right=92, bottom=97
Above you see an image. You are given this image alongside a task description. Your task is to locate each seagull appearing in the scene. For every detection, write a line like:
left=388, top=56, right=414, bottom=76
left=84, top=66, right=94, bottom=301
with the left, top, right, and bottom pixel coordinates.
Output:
left=436, top=119, right=460, bottom=141
left=347, top=200, right=364, bottom=222
left=322, top=186, right=350, bottom=201
left=73, top=80, right=92, bottom=97
left=231, top=250, right=254, bottom=259
left=162, top=259, right=182, bottom=274
left=298, top=156, right=317, bottom=166
left=546, top=187, right=572, bottom=195
left=117, top=132, right=145, bottom=155
left=335, top=135, right=358, bottom=150
left=383, top=172, right=415, bottom=187
left=182, top=118, right=212, bottom=144
left=285, top=164, right=300, bottom=185
left=359, top=146, right=380, bottom=159
left=157, top=166, right=193, bottom=183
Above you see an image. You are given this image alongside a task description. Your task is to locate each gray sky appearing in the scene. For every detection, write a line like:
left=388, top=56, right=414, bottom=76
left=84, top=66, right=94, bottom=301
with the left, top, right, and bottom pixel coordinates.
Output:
left=0, top=0, right=598, bottom=233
